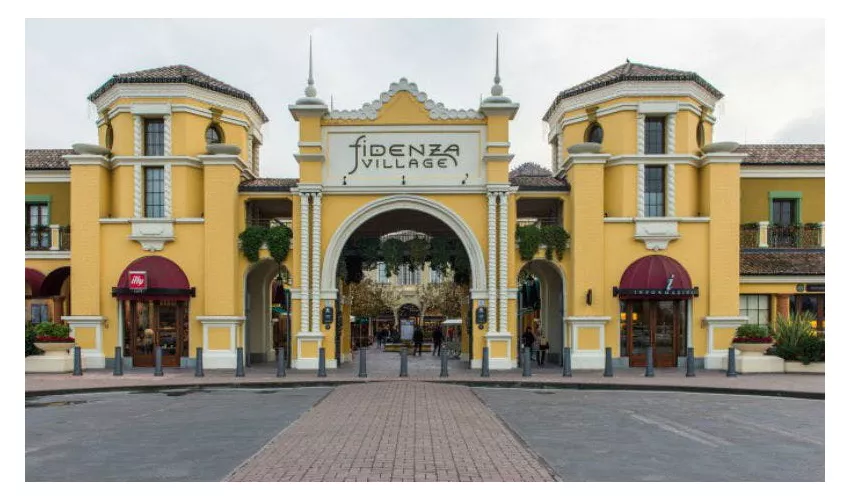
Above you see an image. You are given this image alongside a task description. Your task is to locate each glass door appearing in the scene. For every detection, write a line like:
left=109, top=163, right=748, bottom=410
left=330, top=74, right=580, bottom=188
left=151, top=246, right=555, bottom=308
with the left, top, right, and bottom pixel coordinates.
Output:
left=129, top=300, right=185, bottom=367
left=655, top=301, right=679, bottom=367
left=626, top=300, right=682, bottom=368
left=156, top=301, right=182, bottom=367
left=628, top=301, right=652, bottom=367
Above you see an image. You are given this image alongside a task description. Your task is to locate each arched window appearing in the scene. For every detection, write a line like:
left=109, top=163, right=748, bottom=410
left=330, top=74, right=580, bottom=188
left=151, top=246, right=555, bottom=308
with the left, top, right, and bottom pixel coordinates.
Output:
left=205, top=124, right=223, bottom=144
left=696, top=121, right=705, bottom=148
left=105, top=124, right=114, bottom=149
left=585, top=122, right=604, bottom=144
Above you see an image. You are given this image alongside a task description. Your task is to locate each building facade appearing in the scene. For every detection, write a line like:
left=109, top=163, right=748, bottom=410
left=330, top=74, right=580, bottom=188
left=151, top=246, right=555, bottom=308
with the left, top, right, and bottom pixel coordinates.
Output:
left=24, top=58, right=825, bottom=371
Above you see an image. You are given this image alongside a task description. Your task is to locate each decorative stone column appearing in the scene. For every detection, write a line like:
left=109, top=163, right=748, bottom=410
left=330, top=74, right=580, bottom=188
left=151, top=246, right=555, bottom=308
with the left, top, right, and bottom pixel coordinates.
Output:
left=311, top=192, right=322, bottom=334
left=487, top=191, right=497, bottom=333
left=498, top=190, right=508, bottom=333
left=300, top=193, right=310, bottom=334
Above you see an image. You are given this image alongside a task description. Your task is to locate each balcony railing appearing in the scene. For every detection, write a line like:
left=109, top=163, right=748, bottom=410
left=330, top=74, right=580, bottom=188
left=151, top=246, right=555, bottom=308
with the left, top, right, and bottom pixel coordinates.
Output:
left=246, top=217, right=293, bottom=229
left=740, top=222, right=824, bottom=249
left=25, top=225, right=70, bottom=252
left=516, top=217, right=561, bottom=228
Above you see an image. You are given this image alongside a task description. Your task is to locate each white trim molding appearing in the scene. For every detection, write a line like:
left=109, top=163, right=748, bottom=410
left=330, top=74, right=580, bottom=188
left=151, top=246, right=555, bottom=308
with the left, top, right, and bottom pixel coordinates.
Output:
left=604, top=216, right=710, bottom=223
left=60, top=315, right=106, bottom=369
left=740, top=166, right=825, bottom=178
left=634, top=219, right=680, bottom=250
left=703, top=316, right=749, bottom=370
left=25, top=251, right=71, bottom=260
left=130, top=219, right=175, bottom=251
left=478, top=332, right=514, bottom=370
left=565, top=316, right=611, bottom=369
left=197, top=316, right=245, bottom=369
left=606, top=154, right=701, bottom=167
left=25, top=171, right=71, bottom=183
left=740, top=275, right=825, bottom=284
left=292, top=332, right=326, bottom=370
left=666, top=163, right=676, bottom=216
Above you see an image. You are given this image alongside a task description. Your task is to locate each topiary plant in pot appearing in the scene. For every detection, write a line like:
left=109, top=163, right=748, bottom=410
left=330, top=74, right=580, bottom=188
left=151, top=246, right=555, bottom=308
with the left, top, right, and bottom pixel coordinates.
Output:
left=731, top=323, right=774, bottom=354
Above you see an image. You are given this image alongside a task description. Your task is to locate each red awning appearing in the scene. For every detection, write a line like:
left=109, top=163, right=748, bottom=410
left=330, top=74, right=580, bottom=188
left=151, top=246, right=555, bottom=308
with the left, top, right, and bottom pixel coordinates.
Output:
left=615, top=255, right=697, bottom=299
left=40, top=266, right=71, bottom=297
left=113, top=256, right=194, bottom=301
left=25, top=268, right=46, bottom=297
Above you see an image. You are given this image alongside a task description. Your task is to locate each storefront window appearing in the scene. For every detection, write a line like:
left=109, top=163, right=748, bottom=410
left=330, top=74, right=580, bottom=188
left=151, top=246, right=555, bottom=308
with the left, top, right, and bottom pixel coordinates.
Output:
left=739, top=294, right=770, bottom=326
left=790, top=294, right=825, bottom=334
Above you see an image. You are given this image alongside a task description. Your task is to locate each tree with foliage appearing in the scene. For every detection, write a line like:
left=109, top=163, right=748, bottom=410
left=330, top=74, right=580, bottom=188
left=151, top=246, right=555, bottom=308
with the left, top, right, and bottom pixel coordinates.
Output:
left=348, top=278, right=400, bottom=319
left=418, top=281, right=468, bottom=318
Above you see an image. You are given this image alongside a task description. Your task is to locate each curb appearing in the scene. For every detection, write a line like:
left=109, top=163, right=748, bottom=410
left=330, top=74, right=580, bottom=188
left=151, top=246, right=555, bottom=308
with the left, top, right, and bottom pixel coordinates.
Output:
left=24, top=378, right=824, bottom=400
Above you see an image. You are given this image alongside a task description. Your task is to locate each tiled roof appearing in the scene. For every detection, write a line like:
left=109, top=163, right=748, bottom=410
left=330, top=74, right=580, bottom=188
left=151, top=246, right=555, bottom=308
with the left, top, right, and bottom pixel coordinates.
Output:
left=544, top=61, right=724, bottom=121
left=88, top=65, right=268, bottom=122
left=740, top=249, right=825, bottom=275
left=736, top=144, right=825, bottom=165
left=238, top=178, right=299, bottom=192
left=509, top=162, right=570, bottom=191
left=25, top=149, right=75, bottom=170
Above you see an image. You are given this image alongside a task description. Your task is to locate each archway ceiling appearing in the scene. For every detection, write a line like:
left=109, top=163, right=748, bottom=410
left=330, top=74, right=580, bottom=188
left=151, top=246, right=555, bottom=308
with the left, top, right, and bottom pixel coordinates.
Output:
left=250, top=198, right=293, bottom=218
left=348, top=209, right=458, bottom=238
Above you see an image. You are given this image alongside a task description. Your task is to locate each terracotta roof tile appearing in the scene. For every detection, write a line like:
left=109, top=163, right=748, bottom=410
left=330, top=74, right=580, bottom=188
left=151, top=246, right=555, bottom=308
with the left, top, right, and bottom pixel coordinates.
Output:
left=740, top=249, right=824, bottom=275
left=88, top=65, right=268, bottom=122
left=544, top=62, right=724, bottom=120
left=239, top=178, right=299, bottom=192
left=509, top=162, right=569, bottom=190
left=25, top=149, right=75, bottom=170
left=736, top=144, right=824, bottom=165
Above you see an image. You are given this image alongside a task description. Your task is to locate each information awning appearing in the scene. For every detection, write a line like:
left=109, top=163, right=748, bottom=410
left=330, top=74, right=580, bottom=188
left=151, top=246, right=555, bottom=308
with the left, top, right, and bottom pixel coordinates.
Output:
left=25, top=268, right=46, bottom=297
left=112, top=256, right=195, bottom=301
left=614, top=255, right=698, bottom=299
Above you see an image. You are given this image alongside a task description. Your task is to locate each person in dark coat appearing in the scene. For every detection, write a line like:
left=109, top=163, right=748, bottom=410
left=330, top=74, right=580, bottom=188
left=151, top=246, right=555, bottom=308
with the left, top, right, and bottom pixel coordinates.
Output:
left=413, top=327, right=424, bottom=356
left=432, top=325, right=444, bottom=356
left=521, top=327, right=535, bottom=355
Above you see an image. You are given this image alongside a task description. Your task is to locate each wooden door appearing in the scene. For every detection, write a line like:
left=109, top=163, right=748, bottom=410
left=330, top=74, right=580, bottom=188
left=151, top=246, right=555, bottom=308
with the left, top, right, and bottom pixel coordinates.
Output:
left=131, top=301, right=185, bottom=367
left=156, top=301, right=182, bottom=367
left=626, top=301, right=681, bottom=368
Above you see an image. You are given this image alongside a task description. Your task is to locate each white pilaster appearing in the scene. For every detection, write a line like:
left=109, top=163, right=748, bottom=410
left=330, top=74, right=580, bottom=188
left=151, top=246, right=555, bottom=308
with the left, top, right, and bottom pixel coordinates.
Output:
left=60, top=315, right=106, bottom=369
left=487, top=191, right=497, bottom=333
left=636, top=163, right=645, bottom=217
left=311, top=192, right=322, bottom=333
left=163, top=114, right=172, bottom=156
left=164, top=164, right=173, bottom=218
left=703, top=316, right=749, bottom=369
left=636, top=113, right=645, bottom=155
left=665, top=113, right=676, bottom=155
left=133, top=164, right=142, bottom=218
left=666, top=163, right=675, bottom=217
left=133, top=116, right=142, bottom=156
left=300, top=193, right=310, bottom=334
left=498, top=191, right=508, bottom=333
left=197, top=316, right=245, bottom=369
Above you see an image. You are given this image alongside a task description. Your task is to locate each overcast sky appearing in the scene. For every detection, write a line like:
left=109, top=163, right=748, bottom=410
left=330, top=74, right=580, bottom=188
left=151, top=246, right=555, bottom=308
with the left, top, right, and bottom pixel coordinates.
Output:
left=25, top=19, right=824, bottom=179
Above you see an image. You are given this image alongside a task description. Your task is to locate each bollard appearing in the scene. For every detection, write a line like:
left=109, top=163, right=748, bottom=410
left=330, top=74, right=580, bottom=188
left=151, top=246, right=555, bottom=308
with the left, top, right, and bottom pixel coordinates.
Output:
left=276, top=347, right=286, bottom=378
left=522, top=347, right=531, bottom=377
left=358, top=346, right=367, bottom=378
left=317, top=347, right=327, bottom=378
left=73, top=346, right=83, bottom=376
left=645, top=347, right=655, bottom=377
left=440, top=348, right=449, bottom=378
left=603, top=347, right=613, bottom=377
left=686, top=347, right=696, bottom=377
left=235, top=347, right=245, bottom=377
left=399, top=347, right=409, bottom=377
left=113, top=346, right=123, bottom=376
left=154, top=346, right=163, bottom=377
left=195, top=347, right=204, bottom=377
left=481, top=346, right=490, bottom=378
left=726, top=347, right=737, bottom=377
left=562, top=347, right=572, bottom=377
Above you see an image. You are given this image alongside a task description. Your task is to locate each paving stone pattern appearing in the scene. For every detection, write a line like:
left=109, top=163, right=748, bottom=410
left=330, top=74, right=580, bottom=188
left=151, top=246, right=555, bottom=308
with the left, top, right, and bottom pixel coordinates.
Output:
left=225, top=382, right=556, bottom=482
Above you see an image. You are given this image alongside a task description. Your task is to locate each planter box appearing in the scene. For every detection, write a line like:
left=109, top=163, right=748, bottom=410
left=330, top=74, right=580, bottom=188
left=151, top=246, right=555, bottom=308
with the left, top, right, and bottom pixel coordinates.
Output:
left=25, top=347, right=74, bottom=373
left=732, top=342, right=773, bottom=354
left=735, top=354, right=784, bottom=374
left=784, top=361, right=825, bottom=374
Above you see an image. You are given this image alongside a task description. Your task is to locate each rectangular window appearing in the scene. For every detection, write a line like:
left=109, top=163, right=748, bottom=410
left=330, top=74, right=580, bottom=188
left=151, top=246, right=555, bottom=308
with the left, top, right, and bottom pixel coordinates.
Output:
left=144, top=118, right=165, bottom=156
left=771, top=199, right=798, bottom=226
left=430, top=268, right=443, bottom=284
left=30, top=303, right=49, bottom=324
left=376, top=262, right=389, bottom=284
left=144, top=167, right=165, bottom=218
left=739, top=295, right=770, bottom=327
left=644, top=116, right=666, bottom=154
left=25, top=202, right=50, bottom=249
left=398, top=266, right=421, bottom=286
left=644, top=165, right=666, bottom=217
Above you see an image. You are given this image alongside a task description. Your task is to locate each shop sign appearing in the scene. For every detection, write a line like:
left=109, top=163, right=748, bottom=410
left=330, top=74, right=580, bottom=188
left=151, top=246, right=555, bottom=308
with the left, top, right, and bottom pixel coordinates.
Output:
left=326, top=128, right=484, bottom=187
left=805, top=284, right=825, bottom=293
left=613, top=287, right=699, bottom=297
left=128, top=271, right=148, bottom=292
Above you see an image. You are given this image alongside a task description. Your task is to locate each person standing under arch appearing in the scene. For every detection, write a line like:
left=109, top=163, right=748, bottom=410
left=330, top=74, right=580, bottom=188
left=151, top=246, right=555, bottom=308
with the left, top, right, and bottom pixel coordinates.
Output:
left=432, top=324, right=443, bottom=357
left=536, top=325, right=549, bottom=366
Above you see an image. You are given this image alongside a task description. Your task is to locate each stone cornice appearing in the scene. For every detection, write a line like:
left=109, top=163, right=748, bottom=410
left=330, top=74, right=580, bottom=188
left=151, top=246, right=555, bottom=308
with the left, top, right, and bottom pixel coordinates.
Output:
left=563, top=153, right=611, bottom=171
left=482, top=153, right=515, bottom=163
left=110, top=155, right=203, bottom=168
left=197, top=154, right=249, bottom=170
left=479, top=101, right=520, bottom=119
left=288, top=103, right=329, bottom=120
left=293, top=153, right=326, bottom=164
left=25, top=170, right=71, bottom=183
left=700, top=153, right=748, bottom=166
left=63, top=154, right=110, bottom=168
left=606, top=154, right=701, bottom=167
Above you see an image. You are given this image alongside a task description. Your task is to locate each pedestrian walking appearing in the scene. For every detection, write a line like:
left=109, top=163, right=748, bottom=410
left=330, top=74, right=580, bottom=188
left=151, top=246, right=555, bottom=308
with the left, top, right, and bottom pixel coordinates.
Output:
left=413, top=326, right=424, bottom=356
left=521, top=326, right=535, bottom=362
left=536, top=326, right=549, bottom=366
left=432, top=325, right=443, bottom=357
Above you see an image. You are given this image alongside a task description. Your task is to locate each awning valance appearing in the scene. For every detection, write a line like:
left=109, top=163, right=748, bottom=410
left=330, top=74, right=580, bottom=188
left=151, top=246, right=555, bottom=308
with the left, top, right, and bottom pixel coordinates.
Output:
left=112, top=256, right=194, bottom=301
left=614, top=255, right=698, bottom=299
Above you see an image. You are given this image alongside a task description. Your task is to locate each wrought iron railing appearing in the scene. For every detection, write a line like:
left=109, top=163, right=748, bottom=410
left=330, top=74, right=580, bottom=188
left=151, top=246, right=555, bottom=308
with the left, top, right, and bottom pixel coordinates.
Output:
left=740, top=224, right=759, bottom=248
left=246, top=217, right=292, bottom=229
left=740, top=223, right=822, bottom=249
left=25, top=225, right=71, bottom=251
left=516, top=217, right=561, bottom=228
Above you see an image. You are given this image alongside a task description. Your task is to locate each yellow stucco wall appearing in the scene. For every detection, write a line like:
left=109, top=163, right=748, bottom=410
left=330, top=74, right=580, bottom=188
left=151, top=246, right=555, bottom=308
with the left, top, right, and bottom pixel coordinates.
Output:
left=740, top=178, right=825, bottom=223
left=26, top=183, right=71, bottom=225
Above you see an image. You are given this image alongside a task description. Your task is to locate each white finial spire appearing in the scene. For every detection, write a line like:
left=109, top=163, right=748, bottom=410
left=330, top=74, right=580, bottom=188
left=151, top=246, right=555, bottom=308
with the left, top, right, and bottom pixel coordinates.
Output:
left=305, top=36, right=317, bottom=98
left=491, top=34, right=503, bottom=97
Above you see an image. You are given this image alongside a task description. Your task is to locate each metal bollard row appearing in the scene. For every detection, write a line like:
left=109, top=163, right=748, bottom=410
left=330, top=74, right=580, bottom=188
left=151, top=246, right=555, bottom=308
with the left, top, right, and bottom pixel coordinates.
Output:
left=358, top=347, right=368, bottom=378
left=562, top=347, right=572, bottom=377
left=195, top=347, right=204, bottom=377
left=481, top=346, right=490, bottom=378
left=317, top=347, right=327, bottom=378
left=603, top=347, right=613, bottom=377
left=399, top=347, right=409, bottom=377
left=113, top=346, right=123, bottom=376
left=277, top=347, right=286, bottom=378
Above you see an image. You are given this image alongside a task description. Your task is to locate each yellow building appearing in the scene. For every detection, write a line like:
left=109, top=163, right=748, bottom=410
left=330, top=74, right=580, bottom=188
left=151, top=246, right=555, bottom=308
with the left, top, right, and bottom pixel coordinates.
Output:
left=24, top=56, right=824, bottom=371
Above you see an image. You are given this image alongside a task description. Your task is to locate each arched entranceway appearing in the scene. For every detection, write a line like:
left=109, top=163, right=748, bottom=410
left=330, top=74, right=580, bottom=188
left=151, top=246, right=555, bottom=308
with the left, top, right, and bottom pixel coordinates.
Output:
left=244, top=260, right=292, bottom=366
left=113, top=256, right=194, bottom=367
left=615, top=255, right=697, bottom=367
left=517, top=259, right=565, bottom=366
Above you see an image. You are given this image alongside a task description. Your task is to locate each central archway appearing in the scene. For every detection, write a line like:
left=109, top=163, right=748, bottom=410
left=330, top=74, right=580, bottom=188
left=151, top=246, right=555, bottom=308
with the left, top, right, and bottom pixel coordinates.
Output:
left=321, top=195, right=487, bottom=295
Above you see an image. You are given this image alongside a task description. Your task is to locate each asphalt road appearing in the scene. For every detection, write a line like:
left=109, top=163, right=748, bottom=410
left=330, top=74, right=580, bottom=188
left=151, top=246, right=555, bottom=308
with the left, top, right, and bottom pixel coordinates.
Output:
left=25, top=386, right=332, bottom=481
left=473, top=388, right=825, bottom=481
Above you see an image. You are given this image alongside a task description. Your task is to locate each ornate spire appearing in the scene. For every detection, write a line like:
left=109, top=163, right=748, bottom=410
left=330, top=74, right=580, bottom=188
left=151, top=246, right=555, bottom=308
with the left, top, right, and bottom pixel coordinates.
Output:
left=482, top=33, right=513, bottom=105
left=296, top=36, right=325, bottom=106
left=491, top=33, right=503, bottom=97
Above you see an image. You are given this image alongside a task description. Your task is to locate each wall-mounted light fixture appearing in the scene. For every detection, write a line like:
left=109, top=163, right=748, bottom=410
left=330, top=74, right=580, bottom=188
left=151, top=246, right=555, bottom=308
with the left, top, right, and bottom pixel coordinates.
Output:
left=586, top=288, right=593, bottom=305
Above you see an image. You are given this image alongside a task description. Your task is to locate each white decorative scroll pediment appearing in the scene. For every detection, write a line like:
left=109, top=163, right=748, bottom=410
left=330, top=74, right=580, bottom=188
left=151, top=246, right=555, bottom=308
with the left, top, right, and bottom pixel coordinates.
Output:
left=327, top=78, right=483, bottom=121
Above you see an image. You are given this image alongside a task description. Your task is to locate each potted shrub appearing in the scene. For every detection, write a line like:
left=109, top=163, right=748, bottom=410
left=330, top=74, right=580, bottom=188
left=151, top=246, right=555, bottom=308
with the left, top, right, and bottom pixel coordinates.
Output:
left=32, top=322, right=75, bottom=352
left=772, top=312, right=824, bottom=372
left=25, top=322, right=43, bottom=357
left=731, top=323, right=774, bottom=354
